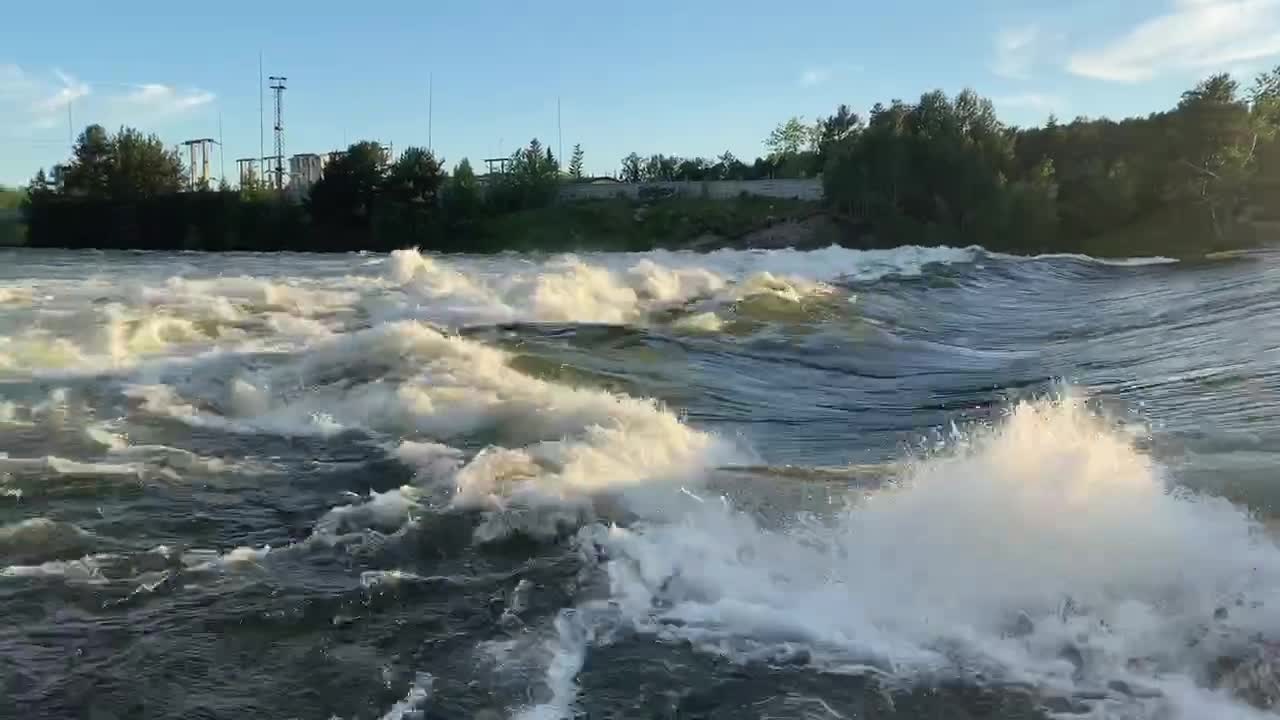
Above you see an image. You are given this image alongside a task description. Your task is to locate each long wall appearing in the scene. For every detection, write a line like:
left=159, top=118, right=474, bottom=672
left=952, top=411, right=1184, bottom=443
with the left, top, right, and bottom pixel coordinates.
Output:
left=557, top=178, right=824, bottom=203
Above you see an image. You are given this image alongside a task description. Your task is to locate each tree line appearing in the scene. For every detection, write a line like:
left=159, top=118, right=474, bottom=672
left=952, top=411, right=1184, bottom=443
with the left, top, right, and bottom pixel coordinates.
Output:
left=19, top=68, right=1280, bottom=255
left=20, top=126, right=570, bottom=252
left=813, top=71, right=1280, bottom=253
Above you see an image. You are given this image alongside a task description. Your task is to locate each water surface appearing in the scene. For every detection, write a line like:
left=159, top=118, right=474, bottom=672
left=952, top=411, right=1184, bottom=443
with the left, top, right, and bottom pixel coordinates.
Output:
left=2, top=245, right=1279, bottom=719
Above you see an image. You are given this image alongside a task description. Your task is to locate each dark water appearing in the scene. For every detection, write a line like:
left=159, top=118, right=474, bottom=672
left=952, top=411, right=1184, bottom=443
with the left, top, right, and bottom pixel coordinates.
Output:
left=2, top=246, right=1279, bottom=720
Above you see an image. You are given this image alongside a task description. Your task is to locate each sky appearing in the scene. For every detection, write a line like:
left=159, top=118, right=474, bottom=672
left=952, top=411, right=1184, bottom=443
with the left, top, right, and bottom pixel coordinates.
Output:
left=3, top=0, right=1280, bottom=187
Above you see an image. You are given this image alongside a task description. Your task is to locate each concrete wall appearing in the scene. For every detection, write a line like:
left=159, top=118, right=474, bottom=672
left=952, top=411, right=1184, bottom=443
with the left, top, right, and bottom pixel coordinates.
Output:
left=557, top=178, right=824, bottom=203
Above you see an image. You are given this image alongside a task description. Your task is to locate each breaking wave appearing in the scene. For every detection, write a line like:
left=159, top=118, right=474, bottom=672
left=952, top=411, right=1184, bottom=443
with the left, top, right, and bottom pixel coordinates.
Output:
left=2, top=244, right=1244, bottom=720
left=516, top=396, right=1280, bottom=719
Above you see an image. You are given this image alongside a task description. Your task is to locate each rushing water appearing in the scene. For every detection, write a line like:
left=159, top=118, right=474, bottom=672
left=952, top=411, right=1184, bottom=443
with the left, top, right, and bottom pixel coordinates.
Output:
left=2, top=245, right=1279, bottom=720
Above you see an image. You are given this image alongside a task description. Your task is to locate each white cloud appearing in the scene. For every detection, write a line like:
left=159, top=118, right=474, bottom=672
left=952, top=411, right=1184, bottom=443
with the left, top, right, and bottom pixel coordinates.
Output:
left=799, top=67, right=832, bottom=87
left=114, top=83, right=215, bottom=117
left=1068, top=0, right=1280, bottom=82
left=0, top=65, right=214, bottom=138
left=796, top=63, right=863, bottom=88
left=993, top=24, right=1043, bottom=79
left=28, top=70, right=90, bottom=116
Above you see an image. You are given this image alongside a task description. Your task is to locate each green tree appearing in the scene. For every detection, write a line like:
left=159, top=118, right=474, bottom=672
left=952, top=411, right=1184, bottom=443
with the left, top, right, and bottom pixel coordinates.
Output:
left=676, top=157, right=710, bottom=181
left=642, top=154, right=678, bottom=181
left=486, top=139, right=561, bottom=212
left=61, top=124, right=114, bottom=198
left=109, top=127, right=185, bottom=199
left=765, top=117, right=813, bottom=161
left=816, top=105, right=862, bottom=151
left=568, top=144, right=585, bottom=180
left=387, top=147, right=445, bottom=206
left=620, top=152, right=643, bottom=182
left=715, top=151, right=747, bottom=180
left=309, top=141, right=389, bottom=239
left=444, top=158, right=482, bottom=221
left=52, top=124, right=183, bottom=200
left=1169, top=74, right=1261, bottom=242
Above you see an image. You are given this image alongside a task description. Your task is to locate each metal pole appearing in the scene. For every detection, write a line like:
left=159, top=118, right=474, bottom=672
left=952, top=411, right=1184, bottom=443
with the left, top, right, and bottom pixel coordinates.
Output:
left=218, top=112, right=225, bottom=187
left=259, top=51, right=264, bottom=185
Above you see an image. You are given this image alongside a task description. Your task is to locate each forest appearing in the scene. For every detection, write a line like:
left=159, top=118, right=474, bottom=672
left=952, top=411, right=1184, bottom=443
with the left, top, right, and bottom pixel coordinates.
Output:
left=18, top=69, right=1280, bottom=256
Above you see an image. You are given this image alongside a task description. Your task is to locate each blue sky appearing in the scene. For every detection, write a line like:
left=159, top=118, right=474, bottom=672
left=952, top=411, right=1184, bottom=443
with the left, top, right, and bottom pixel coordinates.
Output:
left=3, top=0, right=1280, bottom=186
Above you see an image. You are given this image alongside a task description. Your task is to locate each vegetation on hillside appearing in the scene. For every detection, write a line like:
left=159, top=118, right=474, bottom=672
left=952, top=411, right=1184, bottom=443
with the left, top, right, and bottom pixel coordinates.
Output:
left=18, top=69, right=1280, bottom=256
left=0, top=185, right=25, bottom=245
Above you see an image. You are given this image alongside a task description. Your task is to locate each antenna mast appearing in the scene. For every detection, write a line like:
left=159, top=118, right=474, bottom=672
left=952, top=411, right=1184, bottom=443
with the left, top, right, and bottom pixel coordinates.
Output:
left=258, top=52, right=264, bottom=185
left=269, top=75, right=287, bottom=191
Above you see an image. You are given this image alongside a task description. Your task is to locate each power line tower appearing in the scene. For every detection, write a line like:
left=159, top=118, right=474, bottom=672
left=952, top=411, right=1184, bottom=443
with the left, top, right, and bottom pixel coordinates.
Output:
left=181, top=138, right=220, bottom=189
left=269, top=75, right=287, bottom=191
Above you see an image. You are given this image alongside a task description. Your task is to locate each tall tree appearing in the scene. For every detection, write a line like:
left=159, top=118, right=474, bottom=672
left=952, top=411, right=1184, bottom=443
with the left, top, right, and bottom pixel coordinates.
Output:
left=1171, top=74, right=1260, bottom=240
left=486, top=139, right=561, bottom=211
left=54, top=125, right=184, bottom=200
left=109, top=127, right=185, bottom=199
left=444, top=158, right=482, bottom=221
left=715, top=151, right=747, bottom=180
left=61, top=125, right=115, bottom=198
left=386, top=147, right=445, bottom=206
left=620, top=153, right=643, bottom=183
left=765, top=117, right=813, bottom=161
left=309, top=141, right=388, bottom=228
left=642, top=154, right=678, bottom=181
left=568, top=144, right=585, bottom=180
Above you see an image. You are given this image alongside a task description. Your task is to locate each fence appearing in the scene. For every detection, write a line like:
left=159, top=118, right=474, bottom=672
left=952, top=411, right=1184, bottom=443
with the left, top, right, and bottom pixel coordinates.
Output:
left=557, top=178, right=824, bottom=203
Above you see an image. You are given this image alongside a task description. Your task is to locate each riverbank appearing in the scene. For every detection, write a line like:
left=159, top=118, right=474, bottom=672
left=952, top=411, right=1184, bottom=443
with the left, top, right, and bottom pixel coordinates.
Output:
left=0, top=211, right=24, bottom=246
left=472, top=197, right=1267, bottom=259
left=13, top=190, right=1269, bottom=258
left=473, top=197, right=840, bottom=253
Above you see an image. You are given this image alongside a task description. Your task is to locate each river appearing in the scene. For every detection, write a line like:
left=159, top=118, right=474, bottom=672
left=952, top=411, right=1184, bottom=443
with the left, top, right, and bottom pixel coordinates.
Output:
left=2, top=245, right=1279, bottom=719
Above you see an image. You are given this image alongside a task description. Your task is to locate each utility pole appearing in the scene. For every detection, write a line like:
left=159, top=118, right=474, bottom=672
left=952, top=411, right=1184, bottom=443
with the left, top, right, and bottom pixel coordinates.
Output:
left=67, top=100, right=73, bottom=153
left=428, top=72, right=433, bottom=154
left=269, top=75, right=287, bottom=191
left=218, top=112, right=226, bottom=187
left=259, top=52, right=265, bottom=186
left=557, top=97, right=563, bottom=171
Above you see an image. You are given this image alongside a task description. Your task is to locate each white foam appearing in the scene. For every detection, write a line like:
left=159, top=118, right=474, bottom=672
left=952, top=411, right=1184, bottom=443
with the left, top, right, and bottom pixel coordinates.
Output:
left=510, top=611, right=592, bottom=720
left=0, top=518, right=95, bottom=555
left=562, top=396, right=1280, bottom=718
left=312, top=487, right=424, bottom=538
left=378, top=672, right=433, bottom=720
left=996, top=251, right=1181, bottom=267
left=0, top=454, right=144, bottom=477
left=180, top=545, right=271, bottom=573
left=384, top=248, right=844, bottom=328
left=1, top=554, right=113, bottom=584
left=131, top=322, right=741, bottom=525
left=672, top=312, right=725, bottom=333
left=0, top=287, right=33, bottom=304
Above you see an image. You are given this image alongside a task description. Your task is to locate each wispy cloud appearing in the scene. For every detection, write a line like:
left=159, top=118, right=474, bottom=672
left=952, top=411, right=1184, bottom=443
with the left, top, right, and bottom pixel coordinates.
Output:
left=28, top=70, right=90, bottom=117
left=993, top=24, right=1043, bottom=79
left=1068, top=0, right=1280, bottom=82
left=0, top=64, right=214, bottom=135
left=796, top=63, right=863, bottom=88
left=799, top=67, right=833, bottom=87
left=114, top=84, right=215, bottom=118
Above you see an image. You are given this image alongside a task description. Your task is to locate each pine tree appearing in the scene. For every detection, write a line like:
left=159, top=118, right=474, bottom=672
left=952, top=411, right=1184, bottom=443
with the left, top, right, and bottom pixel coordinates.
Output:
left=569, top=144, right=584, bottom=180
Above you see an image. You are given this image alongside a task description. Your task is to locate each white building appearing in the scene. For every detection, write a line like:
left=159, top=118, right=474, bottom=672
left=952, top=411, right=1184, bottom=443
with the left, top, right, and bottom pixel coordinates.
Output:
left=289, top=153, right=326, bottom=196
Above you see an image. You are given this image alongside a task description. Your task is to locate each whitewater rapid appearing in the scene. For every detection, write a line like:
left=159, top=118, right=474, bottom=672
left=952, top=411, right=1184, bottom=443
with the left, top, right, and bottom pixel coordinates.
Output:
left=2, top=245, right=1278, bottom=720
